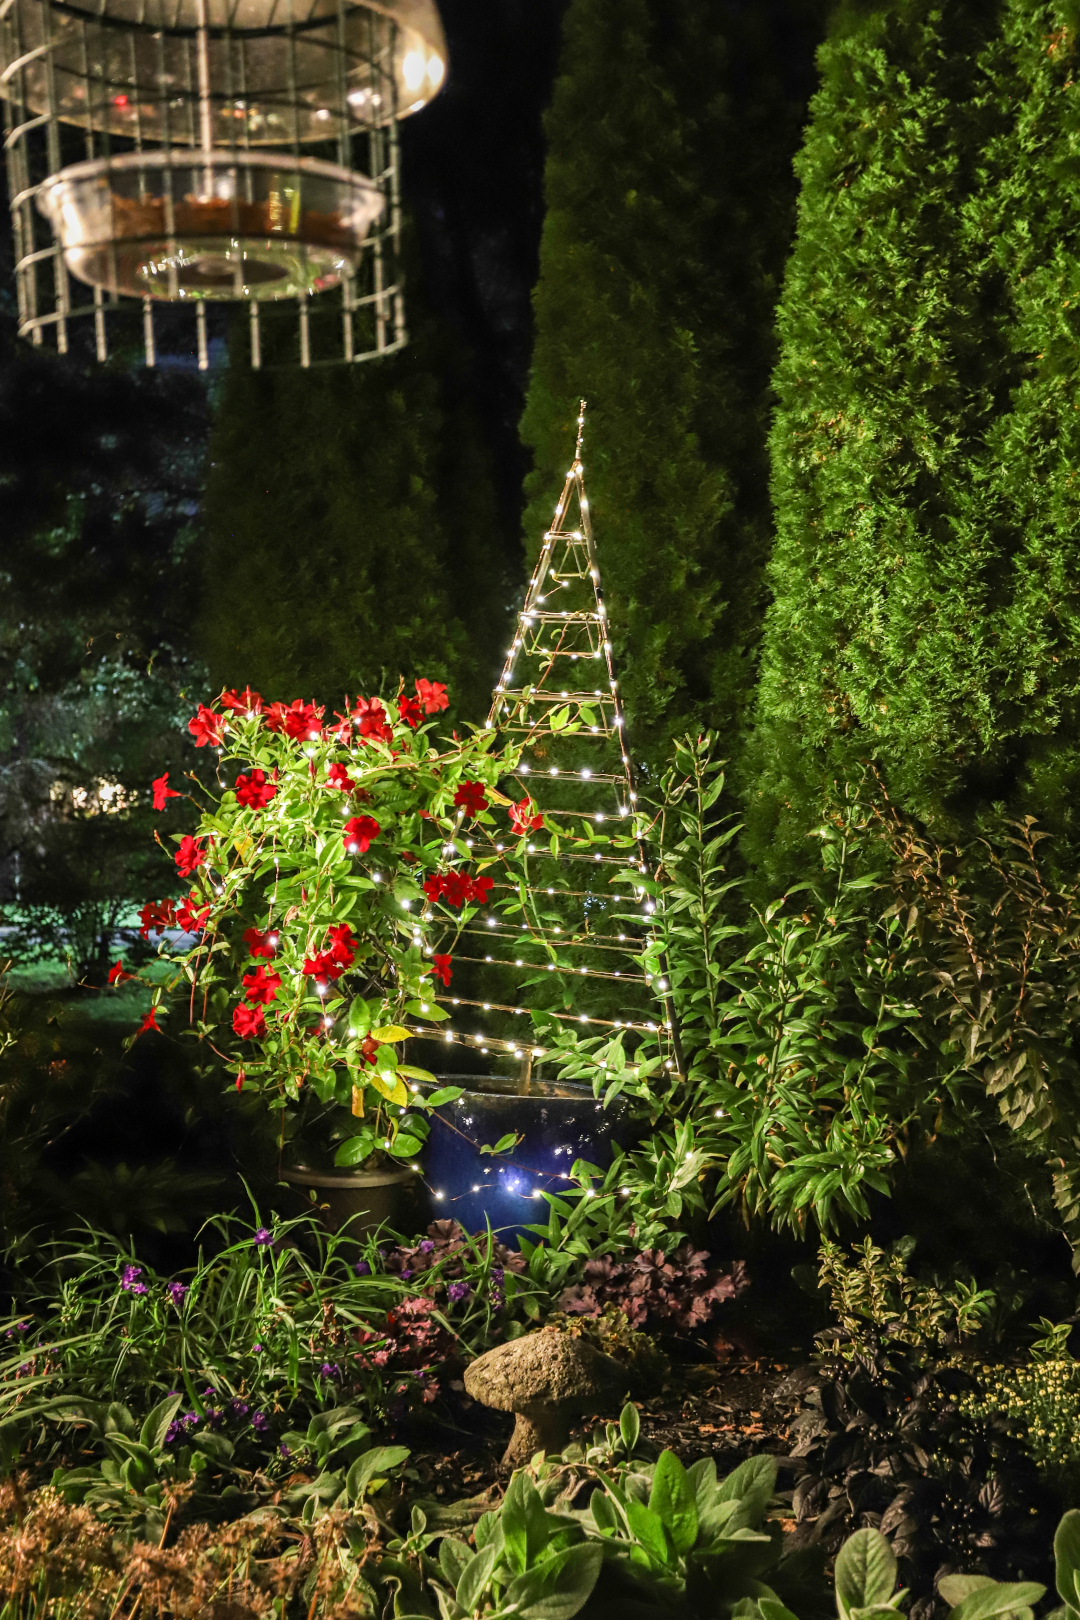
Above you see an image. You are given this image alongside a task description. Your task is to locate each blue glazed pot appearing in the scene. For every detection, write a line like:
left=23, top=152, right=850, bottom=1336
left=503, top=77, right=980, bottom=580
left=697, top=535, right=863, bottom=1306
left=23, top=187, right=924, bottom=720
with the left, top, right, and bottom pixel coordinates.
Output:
left=420, top=1073, right=636, bottom=1239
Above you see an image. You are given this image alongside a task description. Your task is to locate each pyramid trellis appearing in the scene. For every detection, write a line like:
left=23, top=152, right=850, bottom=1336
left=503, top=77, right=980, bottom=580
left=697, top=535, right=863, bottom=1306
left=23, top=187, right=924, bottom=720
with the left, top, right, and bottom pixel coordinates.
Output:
left=408, top=403, right=681, bottom=1087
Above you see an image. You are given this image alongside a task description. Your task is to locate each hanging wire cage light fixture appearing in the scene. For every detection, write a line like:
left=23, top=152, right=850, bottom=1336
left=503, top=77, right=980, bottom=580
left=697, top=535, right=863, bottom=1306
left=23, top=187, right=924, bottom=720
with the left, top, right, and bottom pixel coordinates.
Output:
left=0, top=0, right=446, bottom=367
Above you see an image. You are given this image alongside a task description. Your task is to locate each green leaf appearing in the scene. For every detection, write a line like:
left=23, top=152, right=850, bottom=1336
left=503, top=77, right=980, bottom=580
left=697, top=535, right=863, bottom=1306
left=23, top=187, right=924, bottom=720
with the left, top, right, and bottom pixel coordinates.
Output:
left=346, top=1445, right=410, bottom=1501
left=619, top=1401, right=640, bottom=1454
left=648, top=1449, right=698, bottom=1554
left=589, top=1487, right=618, bottom=1535
left=506, top=1544, right=604, bottom=1620
left=455, top=1544, right=497, bottom=1612
left=400, top=1066, right=440, bottom=1085
left=625, top=1498, right=674, bottom=1567
left=940, top=1579, right=997, bottom=1608
left=334, top=1135, right=373, bottom=1167
left=371, top=1024, right=410, bottom=1043
left=947, top=1585, right=1046, bottom=1620
left=439, top=1537, right=473, bottom=1588
left=387, top=1133, right=423, bottom=1158
left=836, top=1529, right=897, bottom=1619
left=1056, top=1511, right=1080, bottom=1610
left=138, top=1393, right=183, bottom=1454
left=425, top=1086, right=464, bottom=1107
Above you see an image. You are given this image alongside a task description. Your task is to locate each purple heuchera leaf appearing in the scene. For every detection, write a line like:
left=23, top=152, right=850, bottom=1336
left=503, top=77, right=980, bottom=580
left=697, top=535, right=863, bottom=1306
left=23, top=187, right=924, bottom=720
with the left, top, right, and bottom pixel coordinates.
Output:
left=556, top=1245, right=748, bottom=1334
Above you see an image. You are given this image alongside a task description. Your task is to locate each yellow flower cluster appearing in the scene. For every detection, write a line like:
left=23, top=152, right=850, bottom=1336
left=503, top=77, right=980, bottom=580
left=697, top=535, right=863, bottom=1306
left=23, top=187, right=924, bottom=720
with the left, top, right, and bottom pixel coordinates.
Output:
left=962, top=1359, right=1080, bottom=1482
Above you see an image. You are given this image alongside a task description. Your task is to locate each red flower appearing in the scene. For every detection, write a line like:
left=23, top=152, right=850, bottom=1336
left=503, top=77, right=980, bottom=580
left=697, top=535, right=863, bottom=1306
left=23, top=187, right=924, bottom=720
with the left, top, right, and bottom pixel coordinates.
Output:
left=265, top=699, right=324, bottom=740
left=343, top=815, right=381, bottom=854
left=235, top=1069, right=246, bottom=1092
left=244, top=926, right=278, bottom=959
left=233, top=1003, right=267, bottom=1040
left=139, top=899, right=177, bottom=939
left=176, top=892, right=210, bottom=933
left=218, top=686, right=263, bottom=715
left=235, top=769, right=277, bottom=810
left=453, top=780, right=488, bottom=818
left=151, top=772, right=181, bottom=812
left=137, top=1007, right=160, bottom=1037
left=326, top=762, right=356, bottom=793
left=422, top=871, right=493, bottom=909
left=175, top=835, right=207, bottom=877
left=360, top=1035, right=379, bottom=1066
left=510, top=796, right=543, bottom=836
left=188, top=706, right=224, bottom=748
left=303, top=948, right=346, bottom=983
left=326, top=922, right=357, bottom=969
left=397, top=694, right=423, bottom=728
left=431, top=954, right=453, bottom=987
left=242, top=965, right=281, bottom=1004
left=415, top=678, right=449, bottom=715
left=353, top=696, right=393, bottom=743
left=108, top=961, right=134, bottom=985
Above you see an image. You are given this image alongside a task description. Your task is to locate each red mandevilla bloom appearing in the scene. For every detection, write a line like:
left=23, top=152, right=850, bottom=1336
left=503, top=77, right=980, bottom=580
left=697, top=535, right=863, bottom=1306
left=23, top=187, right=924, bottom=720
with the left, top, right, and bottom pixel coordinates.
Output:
left=343, top=815, right=380, bottom=854
left=235, top=769, right=277, bottom=810
left=176, top=892, right=210, bottom=933
left=218, top=686, right=263, bottom=715
left=326, top=762, right=356, bottom=793
left=175, top=835, right=207, bottom=877
left=510, top=796, right=543, bottom=836
left=302, top=948, right=345, bottom=982
left=137, top=1007, right=160, bottom=1036
left=421, top=871, right=493, bottom=909
left=139, top=899, right=177, bottom=939
left=233, top=1003, right=266, bottom=1040
left=151, top=772, right=181, bottom=812
left=264, top=699, right=324, bottom=740
left=243, top=926, right=278, bottom=959
left=453, top=780, right=488, bottom=818
left=108, top=961, right=134, bottom=985
left=431, top=953, right=453, bottom=987
left=415, top=678, right=449, bottom=715
left=242, top=965, right=282, bottom=1004
left=353, top=696, right=393, bottom=743
left=397, top=695, right=423, bottom=729
left=326, top=923, right=357, bottom=969
left=188, top=705, right=224, bottom=748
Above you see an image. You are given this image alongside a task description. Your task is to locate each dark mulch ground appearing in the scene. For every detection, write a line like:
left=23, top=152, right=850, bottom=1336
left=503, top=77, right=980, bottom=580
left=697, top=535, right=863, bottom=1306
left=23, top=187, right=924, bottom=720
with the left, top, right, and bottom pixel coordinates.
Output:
left=405, top=1355, right=807, bottom=1505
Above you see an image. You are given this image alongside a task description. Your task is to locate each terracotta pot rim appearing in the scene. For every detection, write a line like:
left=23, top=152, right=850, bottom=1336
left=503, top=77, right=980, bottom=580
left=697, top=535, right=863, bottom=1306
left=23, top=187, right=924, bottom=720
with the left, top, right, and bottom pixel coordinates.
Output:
left=279, top=1164, right=419, bottom=1190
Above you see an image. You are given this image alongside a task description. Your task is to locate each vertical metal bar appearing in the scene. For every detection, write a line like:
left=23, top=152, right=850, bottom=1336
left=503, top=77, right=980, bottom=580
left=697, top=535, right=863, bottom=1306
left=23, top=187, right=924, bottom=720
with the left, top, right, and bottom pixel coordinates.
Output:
left=249, top=299, right=261, bottom=368
left=143, top=296, right=156, bottom=365
left=196, top=297, right=208, bottom=369
left=94, top=284, right=108, bottom=360
left=299, top=294, right=310, bottom=367
left=40, top=0, right=69, bottom=351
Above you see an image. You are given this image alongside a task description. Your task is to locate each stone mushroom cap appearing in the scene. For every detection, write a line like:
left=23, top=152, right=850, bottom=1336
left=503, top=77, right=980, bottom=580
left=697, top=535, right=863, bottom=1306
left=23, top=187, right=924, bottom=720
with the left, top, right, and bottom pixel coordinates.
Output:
left=465, top=1328, right=625, bottom=1421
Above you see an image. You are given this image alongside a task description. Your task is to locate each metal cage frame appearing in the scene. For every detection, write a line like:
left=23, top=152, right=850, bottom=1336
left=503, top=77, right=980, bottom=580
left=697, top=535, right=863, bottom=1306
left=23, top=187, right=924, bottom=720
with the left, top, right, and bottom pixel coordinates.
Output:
left=0, top=0, right=432, bottom=367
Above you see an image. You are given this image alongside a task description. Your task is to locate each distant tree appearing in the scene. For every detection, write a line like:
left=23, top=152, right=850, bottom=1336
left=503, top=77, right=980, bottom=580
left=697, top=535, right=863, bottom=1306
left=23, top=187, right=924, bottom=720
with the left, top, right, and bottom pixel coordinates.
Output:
left=519, top=0, right=825, bottom=768
left=198, top=303, right=510, bottom=727
left=0, top=332, right=207, bottom=981
left=744, top=0, right=1080, bottom=882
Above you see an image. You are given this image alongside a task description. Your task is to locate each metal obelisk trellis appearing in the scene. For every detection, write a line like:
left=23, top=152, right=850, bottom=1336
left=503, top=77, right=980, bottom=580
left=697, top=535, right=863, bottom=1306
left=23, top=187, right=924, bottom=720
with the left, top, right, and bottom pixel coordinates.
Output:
left=408, top=401, right=681, bottom=1087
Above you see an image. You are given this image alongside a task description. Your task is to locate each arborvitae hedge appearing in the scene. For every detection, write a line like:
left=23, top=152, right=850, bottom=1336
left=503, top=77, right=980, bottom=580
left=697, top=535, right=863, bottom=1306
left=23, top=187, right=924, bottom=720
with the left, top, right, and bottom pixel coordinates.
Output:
left=747, top=0, right=1080, bottom=880
left=198, top=313, right=508, bottom=724
left=519, top=0, right=824, bottom=767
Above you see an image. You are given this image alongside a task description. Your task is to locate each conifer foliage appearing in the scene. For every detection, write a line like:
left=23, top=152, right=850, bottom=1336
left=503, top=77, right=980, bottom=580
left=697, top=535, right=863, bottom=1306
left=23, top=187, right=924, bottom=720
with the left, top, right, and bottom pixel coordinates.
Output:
left=199, top=316, right=508, bottom=725
left=520, top=0, right=820, bottom=764
left=748, top=0, right=1080, bottom=877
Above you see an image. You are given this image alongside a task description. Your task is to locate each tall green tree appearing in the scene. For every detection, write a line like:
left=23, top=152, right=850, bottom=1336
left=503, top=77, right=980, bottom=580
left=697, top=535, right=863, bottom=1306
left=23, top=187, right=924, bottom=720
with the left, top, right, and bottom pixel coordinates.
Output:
left=519, top=0, right=825, bottom=767
left=746, top=0, right=1080, bottom=882
left=199, top=308, right=509, bottom=726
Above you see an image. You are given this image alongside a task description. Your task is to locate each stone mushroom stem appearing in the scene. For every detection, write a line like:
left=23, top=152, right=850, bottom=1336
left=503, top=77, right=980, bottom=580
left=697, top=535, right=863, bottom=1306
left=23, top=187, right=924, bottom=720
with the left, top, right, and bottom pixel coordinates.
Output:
left=504, top=1403, right=572, bottom=1468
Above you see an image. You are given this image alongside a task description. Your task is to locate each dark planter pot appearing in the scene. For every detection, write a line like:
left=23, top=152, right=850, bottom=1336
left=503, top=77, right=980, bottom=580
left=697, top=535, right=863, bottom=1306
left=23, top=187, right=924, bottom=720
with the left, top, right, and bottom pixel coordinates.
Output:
left=280, top=1163, right=423, bottom=1237
left=421, top=1073, right=638, bottom=1239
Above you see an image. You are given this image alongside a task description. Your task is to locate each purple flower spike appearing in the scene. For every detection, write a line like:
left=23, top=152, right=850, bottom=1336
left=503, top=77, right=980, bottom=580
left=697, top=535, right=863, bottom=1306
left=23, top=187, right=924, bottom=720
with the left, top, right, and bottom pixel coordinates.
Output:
left=252, top=1343, right=264, bottom=1353
left=318, top=1362, right=342, bottom=1380
left=447, top=1280, right=471, bottom=1304
left=228, top=1398, right=250, bottom=1420
left=418, top=1240, right=435, bottom=1254
left=354, top=1259, right=372, bottom=1276
left=253, top=1228, right=274, bottom=1248
left=121, top=1265, right=148, bottom=1296
left=166, top=1281, right=189, bottom=1307
left=278, top=1441, right=290, bottom=1457
left=252, top=1411, right=269, bottom=1434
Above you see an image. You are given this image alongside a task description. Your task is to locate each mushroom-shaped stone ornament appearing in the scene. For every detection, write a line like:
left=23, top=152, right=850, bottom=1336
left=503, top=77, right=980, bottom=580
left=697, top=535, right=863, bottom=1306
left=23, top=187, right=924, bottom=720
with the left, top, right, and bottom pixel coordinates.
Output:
left=464, top=1328, right=626, bottom=1467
